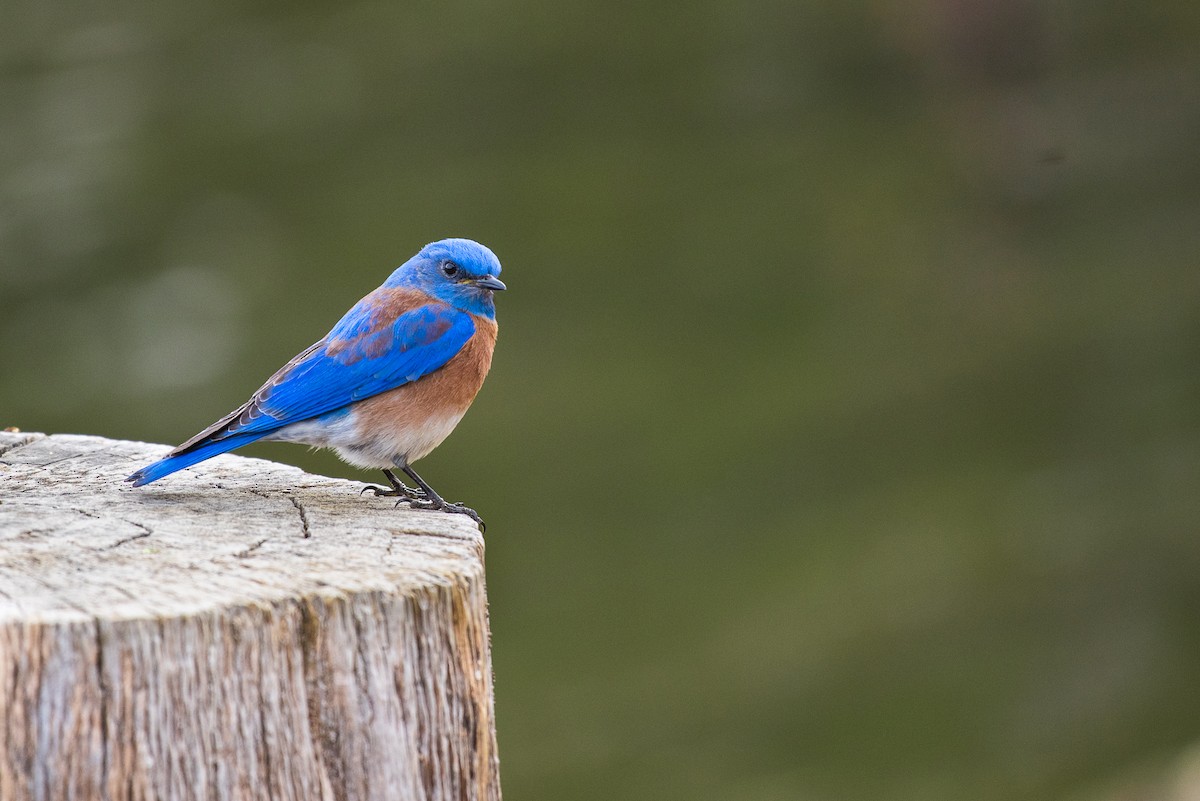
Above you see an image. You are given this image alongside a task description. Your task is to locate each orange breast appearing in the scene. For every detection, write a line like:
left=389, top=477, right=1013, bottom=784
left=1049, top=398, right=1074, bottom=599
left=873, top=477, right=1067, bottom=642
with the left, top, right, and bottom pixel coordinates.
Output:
left=350, top=314, right=498, bottom=462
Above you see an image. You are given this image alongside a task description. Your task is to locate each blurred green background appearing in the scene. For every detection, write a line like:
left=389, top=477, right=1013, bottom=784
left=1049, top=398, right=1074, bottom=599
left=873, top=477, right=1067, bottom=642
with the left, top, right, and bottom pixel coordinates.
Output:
left=4, top=1, right=1200, bottom=799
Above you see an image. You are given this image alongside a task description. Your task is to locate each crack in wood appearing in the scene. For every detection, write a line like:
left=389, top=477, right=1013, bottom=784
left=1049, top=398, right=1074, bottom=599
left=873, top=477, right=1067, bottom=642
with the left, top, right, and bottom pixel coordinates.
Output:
left=391, top=528, right=475, bottom=543
left=24, top=442, right=123, bottom=470
left=249, top=486, right=312, bottom=538
left=288, top=495, right=312, bottom=539
left=103, top=520, right=153, bottom=550
left=234, top=539, right=269, bottom=558
left=94, top=619, right=110, bottom=791
left=105, top=531, right=151, bottom=549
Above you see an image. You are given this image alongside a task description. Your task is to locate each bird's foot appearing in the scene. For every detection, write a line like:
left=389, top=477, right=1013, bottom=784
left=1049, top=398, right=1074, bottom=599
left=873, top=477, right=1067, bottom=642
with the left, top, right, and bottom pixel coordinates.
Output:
left=361, top=479, right=424, bottom=499
left=394, top=496, right=486, bottom=531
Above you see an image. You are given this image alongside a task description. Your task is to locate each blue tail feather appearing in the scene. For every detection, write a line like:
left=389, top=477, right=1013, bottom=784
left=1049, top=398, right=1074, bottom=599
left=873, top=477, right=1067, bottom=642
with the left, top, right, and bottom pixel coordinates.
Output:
left=126, top=432, right=266, bottom=486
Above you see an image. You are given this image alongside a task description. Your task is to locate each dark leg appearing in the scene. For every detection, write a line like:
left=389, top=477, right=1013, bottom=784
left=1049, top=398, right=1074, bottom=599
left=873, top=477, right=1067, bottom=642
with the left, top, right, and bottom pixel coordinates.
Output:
left=360, top=468, right=424, bottom=499
left=393, top=461, right=486, bottom=531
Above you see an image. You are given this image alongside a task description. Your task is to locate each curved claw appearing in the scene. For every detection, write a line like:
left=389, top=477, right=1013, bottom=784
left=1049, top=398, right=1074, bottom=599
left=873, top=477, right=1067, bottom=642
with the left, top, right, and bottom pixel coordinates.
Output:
left=445, top=502, right=486, bottom=532
left=365, top=485, right=410, bottom=498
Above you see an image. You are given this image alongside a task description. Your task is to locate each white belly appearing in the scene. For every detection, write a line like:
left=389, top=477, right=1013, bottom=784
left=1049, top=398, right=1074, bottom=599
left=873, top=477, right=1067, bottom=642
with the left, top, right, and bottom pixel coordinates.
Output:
left=266, top=407, right=466, bottom=469
left=339, top=409, right=468, bottom=468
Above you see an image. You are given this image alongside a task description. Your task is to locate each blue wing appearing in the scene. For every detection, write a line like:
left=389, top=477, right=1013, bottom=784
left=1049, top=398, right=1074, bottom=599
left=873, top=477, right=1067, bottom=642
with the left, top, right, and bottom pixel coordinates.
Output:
left=126, top=300, right=474, bottom=485
left=233, top=302, right=475, bottom=436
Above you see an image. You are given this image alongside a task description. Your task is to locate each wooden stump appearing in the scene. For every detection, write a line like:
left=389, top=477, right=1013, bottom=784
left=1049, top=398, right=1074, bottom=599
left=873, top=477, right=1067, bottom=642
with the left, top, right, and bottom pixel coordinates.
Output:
left=0, top=431, right=501, bottom=801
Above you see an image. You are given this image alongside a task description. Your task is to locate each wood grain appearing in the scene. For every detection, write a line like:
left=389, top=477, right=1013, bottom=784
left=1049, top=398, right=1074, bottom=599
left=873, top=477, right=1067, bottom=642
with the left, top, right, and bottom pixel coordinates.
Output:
left=0, top=432, right=500, bottom=801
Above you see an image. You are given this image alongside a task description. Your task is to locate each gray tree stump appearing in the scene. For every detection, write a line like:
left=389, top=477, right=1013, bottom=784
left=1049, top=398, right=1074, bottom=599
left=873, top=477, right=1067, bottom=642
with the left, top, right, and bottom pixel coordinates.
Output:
left=0, top=431, right=501, bottom=801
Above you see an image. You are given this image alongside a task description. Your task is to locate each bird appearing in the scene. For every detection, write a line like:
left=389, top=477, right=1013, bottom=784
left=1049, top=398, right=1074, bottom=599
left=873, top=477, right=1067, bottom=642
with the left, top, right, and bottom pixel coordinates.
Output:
left=126, top=237, right=505, bottom=528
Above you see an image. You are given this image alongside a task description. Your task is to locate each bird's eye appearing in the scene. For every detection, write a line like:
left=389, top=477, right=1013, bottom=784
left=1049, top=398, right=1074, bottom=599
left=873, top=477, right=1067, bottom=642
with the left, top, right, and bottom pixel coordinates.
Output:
left=441, top=261, right=460, bottom=278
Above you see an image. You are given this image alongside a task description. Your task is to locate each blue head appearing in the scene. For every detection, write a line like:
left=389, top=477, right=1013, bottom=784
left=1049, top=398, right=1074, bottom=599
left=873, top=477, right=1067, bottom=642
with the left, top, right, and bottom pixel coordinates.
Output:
left=384, top=238, right=505, bottom=318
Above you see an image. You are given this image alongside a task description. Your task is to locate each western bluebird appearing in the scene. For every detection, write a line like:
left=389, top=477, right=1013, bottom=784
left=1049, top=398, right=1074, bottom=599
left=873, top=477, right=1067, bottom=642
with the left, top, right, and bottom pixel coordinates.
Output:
left=126, top=238, right=505, bottom=528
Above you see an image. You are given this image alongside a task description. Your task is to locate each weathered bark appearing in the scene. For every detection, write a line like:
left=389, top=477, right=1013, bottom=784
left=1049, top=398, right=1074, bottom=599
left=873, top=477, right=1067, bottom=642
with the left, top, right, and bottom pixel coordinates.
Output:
left=0, top=431, right=500, bottom=801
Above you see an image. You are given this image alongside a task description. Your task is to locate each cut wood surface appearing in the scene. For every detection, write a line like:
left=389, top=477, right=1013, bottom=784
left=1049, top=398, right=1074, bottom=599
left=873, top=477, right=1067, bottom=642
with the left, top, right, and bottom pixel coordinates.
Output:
left=0, top=431, right=500, bottom=801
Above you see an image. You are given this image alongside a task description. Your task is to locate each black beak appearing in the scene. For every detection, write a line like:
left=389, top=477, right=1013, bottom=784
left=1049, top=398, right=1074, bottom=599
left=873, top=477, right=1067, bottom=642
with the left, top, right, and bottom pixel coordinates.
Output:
left=472, top=275, right=507, bottom=291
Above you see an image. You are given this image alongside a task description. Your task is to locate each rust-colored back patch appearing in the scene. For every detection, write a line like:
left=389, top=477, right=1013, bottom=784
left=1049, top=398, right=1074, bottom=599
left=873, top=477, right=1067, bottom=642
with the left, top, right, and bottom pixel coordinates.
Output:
left=327, top=288, right=444, bottom=365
